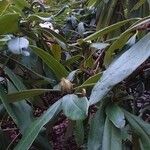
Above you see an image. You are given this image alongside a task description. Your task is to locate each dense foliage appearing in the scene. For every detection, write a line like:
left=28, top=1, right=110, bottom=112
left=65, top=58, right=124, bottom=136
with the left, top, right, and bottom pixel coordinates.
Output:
left=0, top=0, right=150, bottom=150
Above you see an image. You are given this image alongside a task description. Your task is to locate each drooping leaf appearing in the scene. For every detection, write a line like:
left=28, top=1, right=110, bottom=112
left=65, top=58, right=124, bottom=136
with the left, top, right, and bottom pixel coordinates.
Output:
left=89, top=32, right=150, bottom=105
left=62, top=94, right=89, bottom=120
left=106, top=104, right=125, bottom=128
left=30, top=45, right=68, bottom=79
left=4, top=67, right=33, bottom=133
left=7, top=89, right=60, bottom=103
left=123, top=109, right=150, bottom=150
left=84, top=18, right=139, bottom=41
left=14, top=100, right=62, bottom=150
left=0, top=13, right=20, bottom=35
left=102, top=117, right=122, bottom=150
left=0, top=84, right=32, bottom=133
left=104, top=17, right=150, bottom=65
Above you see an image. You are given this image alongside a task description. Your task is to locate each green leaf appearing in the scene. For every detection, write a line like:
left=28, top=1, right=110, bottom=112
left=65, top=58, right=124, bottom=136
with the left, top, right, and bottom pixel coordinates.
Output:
left=106, top=104, right=125, bottom=128
left=0, top=0, right=12, bottom=15
left=89, top=32, right=150, bottom=105
left=39, top=28, right=68, bottom=50
left=0, top=13, right=20, bottom=35
left=104, top=32, right=134, bottom=66
left=0, top=129, right=10, bottom=150
left=34, top=135, right=52, bottom=150
left=87, top=102, right=106, bottom=150
left=123, top=110, right=150, bottom=150
left=13, top=0, right=30, bottom=10
left=75, top=73, right=102, bottom=91
left=104, top=17, right=150, bottom=66
left=4, top=67, right=33, bottom=133
left=62, top=94, right=89, bottom=120
left=74, top=120, right=84, bottom=146
left=4, top=67, right=26, bottom=90
left=14, top=100, right=62, bottom=150
left=30, top=45, right=68, bottom=79
left=131, top=0, right=145, bottom=11
left=51, top=44, right=61, bottom=61
left=88, top=0, right=99, bottom=7
left=83, top=18, right=139, bottom=41
left=102, top=117, right=122, bottom=150
left=7, top=89, right=60, bottom=103
left=63, top=55, right=83, bottom=66
left=0, top=85, right=32, bottom=133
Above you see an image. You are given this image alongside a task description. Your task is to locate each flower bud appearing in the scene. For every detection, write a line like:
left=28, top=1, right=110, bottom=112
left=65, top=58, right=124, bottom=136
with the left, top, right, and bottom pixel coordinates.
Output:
left=60, top=78, right=73, bottom=93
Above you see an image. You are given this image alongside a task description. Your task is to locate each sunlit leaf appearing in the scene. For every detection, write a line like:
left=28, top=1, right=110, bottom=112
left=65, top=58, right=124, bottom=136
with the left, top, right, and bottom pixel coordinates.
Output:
left=90, top=32, right=150, bottom=105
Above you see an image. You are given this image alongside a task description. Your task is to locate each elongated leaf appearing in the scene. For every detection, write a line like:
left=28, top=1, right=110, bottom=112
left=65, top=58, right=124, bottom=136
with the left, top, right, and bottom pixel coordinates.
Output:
left=40, top=28, right=68, bottom=50
left=62, top=94, right=89, bottom=120
left=106, top=104, right=125, bottom=128
left=67, top=70, right=79, bottom=82
left=14, top=100, right=62, bottom=150
left=89, top=32, right=150, bottom=105
left=0, top=0, right=12, bottom=15
left=0, top=85, right=21, bottom=128
left=102, top=117, right=122, bottom=150
left=4, top=67, right=33, bottom=132
left=0, top=129, right=10, bottom=150
left=0, top=13, right=20, bottom=35
left=104, top=32, right=134, bottom=65
left=63, top=55, right=83, bottom=66
left=87, top=101, right=106, bottom=150
left=51, top=44, right=61, bottom=61
left=4, top=67, right=26, bottom=90
left=75, top=73, right=102, bottom=91
left=131, top=0, right=145, bottom=11
left=34, top=135, right=52, bottom=150
left=7, top=89, right=60, bottom=103
left=84, top=18, right=139, bottom=41
left=104, top=17, right=150, bottom=65
left=74, top=120, right=84, bottom=145
left=30, top=45, right=68, bottom=79
left=123, top=110, right=150, bottom=150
